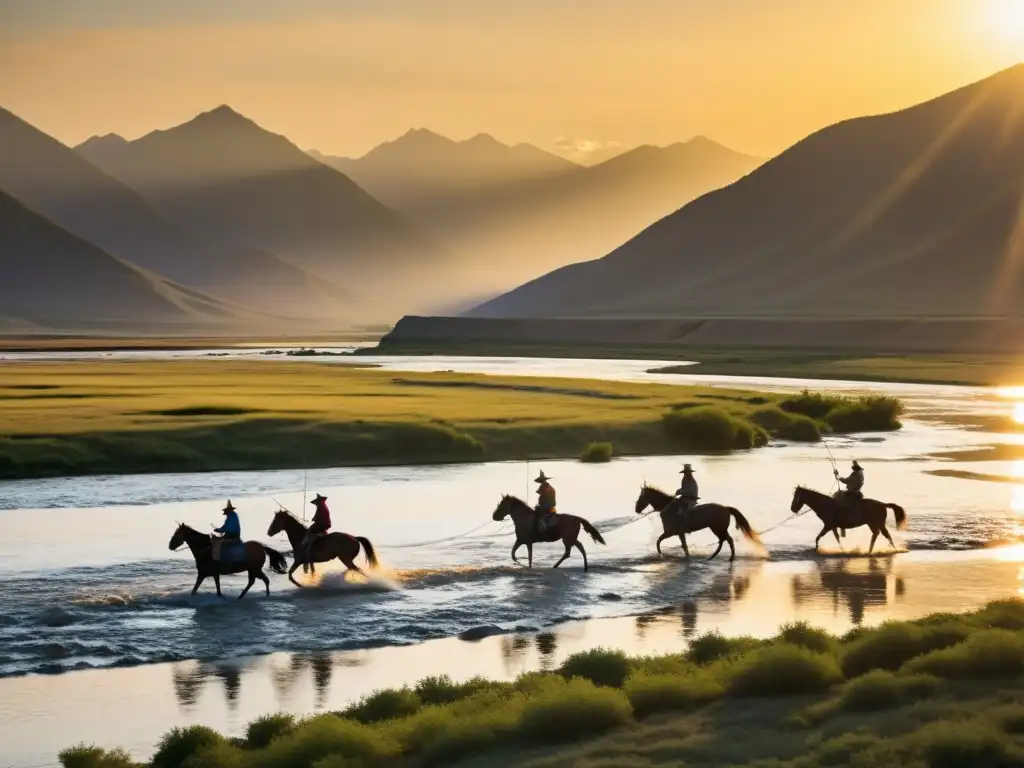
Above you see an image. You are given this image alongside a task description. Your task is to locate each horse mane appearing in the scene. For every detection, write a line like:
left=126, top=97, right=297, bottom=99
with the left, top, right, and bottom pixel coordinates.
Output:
left=643, top=484, right=671, bottom=498
left=796, top=485, right=830, bottom=499
left=276, top=508, right=307, bottom=527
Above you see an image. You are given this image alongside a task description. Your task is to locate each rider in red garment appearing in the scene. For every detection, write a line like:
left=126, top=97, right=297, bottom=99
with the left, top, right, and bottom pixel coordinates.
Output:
left=300, top=493, right=332, bottom=562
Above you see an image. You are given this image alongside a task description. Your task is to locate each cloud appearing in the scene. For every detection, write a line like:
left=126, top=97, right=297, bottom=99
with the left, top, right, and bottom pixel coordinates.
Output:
left=552, top=137, right=624, bottom=164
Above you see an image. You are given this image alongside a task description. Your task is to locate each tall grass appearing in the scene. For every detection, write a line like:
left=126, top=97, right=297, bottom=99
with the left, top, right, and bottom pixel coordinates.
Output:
left=662, top=407, right=768, bottom=450
left=580, top=441, right=613, bottom=463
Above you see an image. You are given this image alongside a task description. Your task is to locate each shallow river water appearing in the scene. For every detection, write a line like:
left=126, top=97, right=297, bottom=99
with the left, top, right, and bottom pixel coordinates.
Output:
left=1, top=353, right=1024, bottom=767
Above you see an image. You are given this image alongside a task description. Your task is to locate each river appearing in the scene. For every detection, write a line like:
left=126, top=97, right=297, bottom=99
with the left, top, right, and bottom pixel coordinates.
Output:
left=1, top=352, right=1022, bottom=767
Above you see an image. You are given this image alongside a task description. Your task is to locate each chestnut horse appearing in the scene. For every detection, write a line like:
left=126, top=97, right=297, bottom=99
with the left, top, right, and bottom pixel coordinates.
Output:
left=634, top=484, right=761, bottom=561
left=492, top=494, right=605, bottom=571
left=268, top=510, right=378, bottom=588
left=791, top=486, right=907, bottom=553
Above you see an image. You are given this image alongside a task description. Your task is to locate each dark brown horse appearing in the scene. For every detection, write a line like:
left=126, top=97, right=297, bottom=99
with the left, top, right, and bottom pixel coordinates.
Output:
left=634, top=484, right=762, bottom=561
left=267, top=510, right=378, bottom=588
left=168, top=523, right=288, bottom=599
left=791, top=486, right=907, bottom=553
left=492, top=494, right=605, bottom=571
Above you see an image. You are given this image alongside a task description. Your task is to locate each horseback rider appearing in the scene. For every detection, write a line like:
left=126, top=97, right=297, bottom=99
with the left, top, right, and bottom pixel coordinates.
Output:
left=211, top=500, right=241, bottom=562
left=300, top=493, right=332, bottom=562
left=834, top=461, right=865, bottom=506
left=534, top=470, right=557, bottom=537
left=675, top=464, right=699, bottom=512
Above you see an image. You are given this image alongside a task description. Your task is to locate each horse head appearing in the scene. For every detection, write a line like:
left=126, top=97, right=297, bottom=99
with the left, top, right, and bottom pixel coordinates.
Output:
left=168, top=523, right=188, bottom=551
left=492, top=494, right=511, bottom=521
left=267, top=509, right=291, bottom=537
left=635, top=485, right=653, bottom=515
left=791, top=486, right=808, bottom=514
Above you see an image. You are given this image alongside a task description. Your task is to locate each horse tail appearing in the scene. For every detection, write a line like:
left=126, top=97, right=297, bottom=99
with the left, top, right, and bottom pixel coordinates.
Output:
left=265, top=546, right=289, bottom=574
left=887, top=504, right=908, bottom=530
left=356, top=537, right=379, bottom=569
left=729, top=507, right=762, bottom=545
left=573, top=516, right=606, bottom=545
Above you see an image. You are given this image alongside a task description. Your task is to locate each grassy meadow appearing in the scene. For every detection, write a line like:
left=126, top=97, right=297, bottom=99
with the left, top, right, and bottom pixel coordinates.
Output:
left=62, top=599, right=1024, bottom=768
left=0, top=360, right=901, bottom=479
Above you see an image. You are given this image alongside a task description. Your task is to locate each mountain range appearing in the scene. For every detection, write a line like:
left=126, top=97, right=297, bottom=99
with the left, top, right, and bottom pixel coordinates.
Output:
left=313, top=131, right=763, bottom=293
left=473, top=64, right=1024, bottom=320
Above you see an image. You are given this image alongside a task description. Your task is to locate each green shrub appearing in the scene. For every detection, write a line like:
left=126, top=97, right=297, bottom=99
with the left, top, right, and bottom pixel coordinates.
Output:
left=256, top=715, right=398, bottom=768
left=517, top=678, right=632, bottom=743
left=59, top=746, right=137, bottom=768
left=974, top=599, right=1024, bottom=630
left=750, top=406, right=821, bottom=442
left=661, top=407, right=767, bottom=451
left=559, top=647, right=631, bottom=688
left=181, top=743, right=245, bottom=768
left=825, top=395, right=903, bottom=433
left=580, top=441, right=613, bottom=463
left=342, top=687, right=421, bottom=724
left=245, top=714, right=296, bottom=749
left=904, top=630, right=1024, bottom=680
left=914, top=720, right=1019, bottom=768
left=728, top=645, right=841, bottom=697
left=686, top=631, right=761, bottom=665
left=779, top=390, right=845, bottom=420
left=841, top=622, right=928, bottom=677
left=839, top=670, right=942, bottom=712
left=624, top=673, right=724, bottom=718
left=992, top=704, right=1024, bottom=735
left=629, top=653, right=695, bottom=677
left=413, top=675, right=500, bottom=706
left=392, top=700, right=521, bottom=765
left=152, top=726, right=225, bottom=768
left=778, top=621, right=835, bottom=654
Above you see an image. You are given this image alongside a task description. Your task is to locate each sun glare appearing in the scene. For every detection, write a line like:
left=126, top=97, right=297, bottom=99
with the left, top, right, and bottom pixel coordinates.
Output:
left=1014, top=402, right=1024, bottom=425
left=981, top=0, right=1024, bottom=46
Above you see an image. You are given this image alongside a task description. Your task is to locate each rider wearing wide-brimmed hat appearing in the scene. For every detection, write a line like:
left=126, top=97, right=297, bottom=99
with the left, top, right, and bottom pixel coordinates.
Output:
left=533, top=470, right=557, bottom=537
left=300, top=493, right=333, bottom=562
left=212, top=500, right=241, bottom=562
left=675, top=463, right=699, bottom=511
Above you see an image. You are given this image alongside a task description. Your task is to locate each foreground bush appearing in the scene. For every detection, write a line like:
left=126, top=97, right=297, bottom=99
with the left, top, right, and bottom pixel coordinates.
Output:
left=518, top=678, right=632, bottom=742
left=686, top=631, right=762, bottom=665
left=58, top=746, right=137, bottom=768
left=840, top=621, right=966, bottom=677
left=559, top=647, right=631, bottom=688
left=151, top=726, right=225, bottom=768
left=256, top=715, right=399, bottom=768
left=778, top=621, right=836, bottom=654
left=342, top=687, right=421, bottom=724
left=625, top=672, right=724, bottom=718
left=662, top=406, right=768, bottom=451
left=245, top=714, right=296, bottom=749
left=839, top=670, right=942, bottom=712
left=728, top=644, right=841, bottom=697
left=904, top=630, right=1024, bottom=679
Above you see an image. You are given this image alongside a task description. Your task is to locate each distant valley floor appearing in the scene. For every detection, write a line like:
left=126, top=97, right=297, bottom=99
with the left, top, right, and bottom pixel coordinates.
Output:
left=369, top=315, right=1024, bottom=386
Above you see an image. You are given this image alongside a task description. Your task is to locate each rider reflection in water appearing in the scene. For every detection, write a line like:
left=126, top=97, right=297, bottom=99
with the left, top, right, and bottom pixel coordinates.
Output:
left=212, top=500, right=241, bottom=562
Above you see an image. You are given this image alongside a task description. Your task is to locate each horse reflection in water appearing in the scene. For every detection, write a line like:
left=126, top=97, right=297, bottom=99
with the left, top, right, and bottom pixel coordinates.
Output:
left=792, top=558, right=902, bottom=625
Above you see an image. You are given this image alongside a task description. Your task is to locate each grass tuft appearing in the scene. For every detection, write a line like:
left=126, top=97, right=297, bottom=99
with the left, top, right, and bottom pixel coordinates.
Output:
left=517, top=678, right=633, bottom=743
left=560, top=647, right=631, bottom=688
left=624, top=672, right=724, bottom=718
left=839, top=670, right=943, bottom=712
left=151, top=726, right=225, bottom=768
left=727, top=645, right=841, bottom=697
left=59, top=746, right=138, bottom=768
left=580, top=441, right=613, bottom=463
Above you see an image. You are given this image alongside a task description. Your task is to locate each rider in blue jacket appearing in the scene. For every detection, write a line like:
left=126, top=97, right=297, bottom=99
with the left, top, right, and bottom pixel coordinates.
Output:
left=212, top=500, right=241, bottom=562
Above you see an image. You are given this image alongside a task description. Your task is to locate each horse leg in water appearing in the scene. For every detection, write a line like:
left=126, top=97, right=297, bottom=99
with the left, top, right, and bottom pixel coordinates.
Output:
left=708, top=533, right=725, bottom=561
left=511, top=538, right=522, bottom=564
left=552, top=543, right=572, bottom=568
left=553, top=526, right=577, bottom=569
left=527, top=543, right=534, bottom=569
left=213, top=573, right=224, bottom=599
left=880, top=525, right=897, bottom=550
left=814, top=524, right=832, bottom=550
left=714, top=524, right=736, bottom=562
left=574, top=541, right=589, bottom=571
left=868, top=525, right=880, bottom=554
left=259, top=570, right=270, bottom=596
left=339, top=555, right=366, bottom=579
left=655, top=532, right=672, bottom=557
left=287, top=560, right=305, bottom=588
left=191, top=574, right=206, bottom=596
left=238, top=570, right=258, bottom=600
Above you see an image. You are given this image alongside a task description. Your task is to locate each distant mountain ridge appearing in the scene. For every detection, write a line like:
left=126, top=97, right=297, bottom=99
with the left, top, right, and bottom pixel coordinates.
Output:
left=471, top=64, right=1024, bottom=319
left=315, top=129, right=763, bottom=294
left=78, top=107, right=463, bottom=320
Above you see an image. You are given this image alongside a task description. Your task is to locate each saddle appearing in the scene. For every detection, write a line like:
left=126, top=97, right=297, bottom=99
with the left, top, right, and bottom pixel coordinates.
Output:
left=535, top=510, right=559, bottom=534
left=212, top=536, right=245, bottom=565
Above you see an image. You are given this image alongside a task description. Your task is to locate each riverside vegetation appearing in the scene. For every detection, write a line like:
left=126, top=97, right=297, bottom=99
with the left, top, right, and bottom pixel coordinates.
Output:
left=61, top=599, right=1024, bottom=768
left=0, top=361, right=902, bottom=479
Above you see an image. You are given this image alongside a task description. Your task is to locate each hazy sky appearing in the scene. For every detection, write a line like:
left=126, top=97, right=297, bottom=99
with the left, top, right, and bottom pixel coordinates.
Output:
left=1, top=0, right=1022, bottom=160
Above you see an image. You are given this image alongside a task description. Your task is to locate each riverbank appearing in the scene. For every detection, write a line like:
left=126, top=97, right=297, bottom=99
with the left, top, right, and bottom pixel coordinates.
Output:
left=0, top=361, right=901, bottom=480
left=62, top=597, right=1024, bottom=768
left=362, top=339, right=1024, bottom=387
